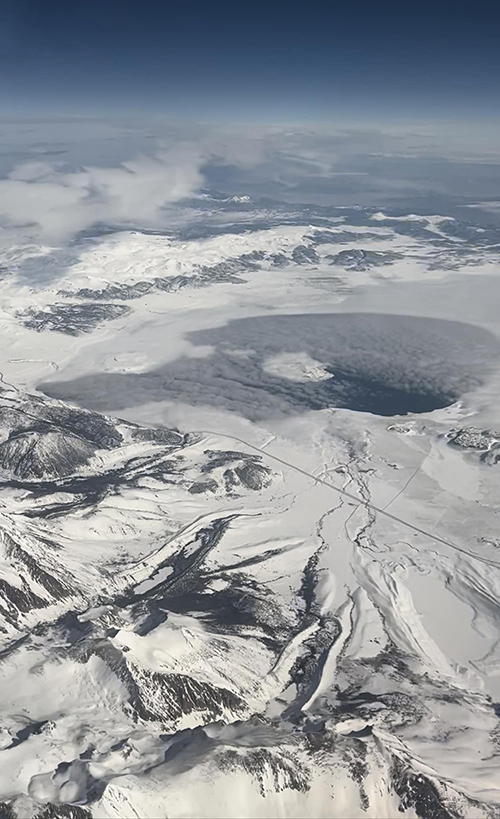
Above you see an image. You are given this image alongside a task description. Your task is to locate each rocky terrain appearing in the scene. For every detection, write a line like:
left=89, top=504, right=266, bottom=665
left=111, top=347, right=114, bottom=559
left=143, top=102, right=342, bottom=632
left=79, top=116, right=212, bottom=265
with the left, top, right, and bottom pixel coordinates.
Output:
left=0, top=201, right=499, bottom=817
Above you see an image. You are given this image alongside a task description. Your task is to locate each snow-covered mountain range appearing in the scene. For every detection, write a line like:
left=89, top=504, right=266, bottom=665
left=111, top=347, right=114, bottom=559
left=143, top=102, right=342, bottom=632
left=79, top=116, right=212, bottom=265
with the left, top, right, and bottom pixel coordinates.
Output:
left=0, top=197, right=499, bottom=818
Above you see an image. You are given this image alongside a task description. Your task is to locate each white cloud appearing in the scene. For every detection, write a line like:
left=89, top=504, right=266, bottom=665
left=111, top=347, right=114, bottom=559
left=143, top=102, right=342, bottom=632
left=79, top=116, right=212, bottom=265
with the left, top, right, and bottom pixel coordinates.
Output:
left=0, top=144, right=204, bottom=240
left=1, top=116, right=499, bottom=245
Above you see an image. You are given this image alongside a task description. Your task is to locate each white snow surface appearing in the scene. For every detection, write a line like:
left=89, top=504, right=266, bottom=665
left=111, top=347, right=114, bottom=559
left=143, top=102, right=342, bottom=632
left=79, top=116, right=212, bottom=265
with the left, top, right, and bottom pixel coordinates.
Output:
left=0, top=207, right=499, bottom=818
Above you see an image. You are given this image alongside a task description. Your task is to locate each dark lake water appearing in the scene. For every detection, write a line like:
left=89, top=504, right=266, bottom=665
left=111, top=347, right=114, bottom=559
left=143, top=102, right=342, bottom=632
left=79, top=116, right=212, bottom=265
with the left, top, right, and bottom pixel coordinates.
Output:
left=41, top=313, right=500, bottom=420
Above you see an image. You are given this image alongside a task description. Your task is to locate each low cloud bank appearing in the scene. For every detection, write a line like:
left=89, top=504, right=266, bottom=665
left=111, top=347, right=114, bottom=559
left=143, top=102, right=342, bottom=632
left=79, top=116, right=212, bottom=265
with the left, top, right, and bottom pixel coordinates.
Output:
left=2, top=115, right=500, bottom=242
left=0, top=143, right=204, bottom=240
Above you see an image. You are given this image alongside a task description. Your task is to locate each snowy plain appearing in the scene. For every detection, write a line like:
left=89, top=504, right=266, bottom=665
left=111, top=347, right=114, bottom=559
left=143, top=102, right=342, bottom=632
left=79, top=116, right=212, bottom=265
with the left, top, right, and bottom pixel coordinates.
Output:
left=0, top=196, right=499, bottom=817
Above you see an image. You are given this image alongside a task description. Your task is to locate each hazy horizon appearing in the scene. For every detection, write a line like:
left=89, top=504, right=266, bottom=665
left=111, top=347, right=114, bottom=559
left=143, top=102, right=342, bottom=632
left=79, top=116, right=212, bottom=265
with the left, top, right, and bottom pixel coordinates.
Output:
left=2, top=0, right=499, bottom=121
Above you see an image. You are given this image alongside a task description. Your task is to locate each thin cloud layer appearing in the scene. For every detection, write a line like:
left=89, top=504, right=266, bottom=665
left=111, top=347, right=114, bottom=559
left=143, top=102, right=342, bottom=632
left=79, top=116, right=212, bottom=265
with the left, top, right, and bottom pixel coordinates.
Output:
left=1, top=117, right=500, bottom=243
left=0, top=144, right=204, bottom=240
left=41, top=313, right=500, bottom=421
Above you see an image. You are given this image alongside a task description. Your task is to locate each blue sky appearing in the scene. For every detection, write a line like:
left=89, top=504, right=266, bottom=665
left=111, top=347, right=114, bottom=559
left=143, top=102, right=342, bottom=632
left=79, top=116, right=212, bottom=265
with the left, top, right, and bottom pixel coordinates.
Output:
left=2, top=0, right=499, bottom=121
left=0, top=0, right=499, bottom=244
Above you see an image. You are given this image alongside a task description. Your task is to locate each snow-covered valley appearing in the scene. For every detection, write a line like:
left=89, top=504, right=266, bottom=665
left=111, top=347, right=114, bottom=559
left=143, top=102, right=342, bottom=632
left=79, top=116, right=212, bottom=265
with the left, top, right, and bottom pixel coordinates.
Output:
left=0, top=198, right=499, bottom=818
